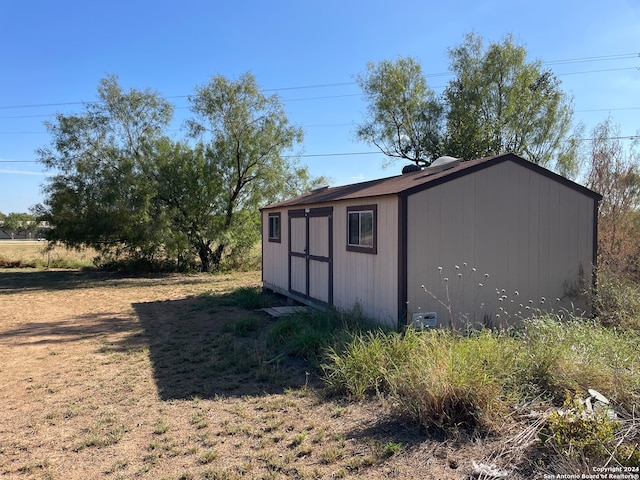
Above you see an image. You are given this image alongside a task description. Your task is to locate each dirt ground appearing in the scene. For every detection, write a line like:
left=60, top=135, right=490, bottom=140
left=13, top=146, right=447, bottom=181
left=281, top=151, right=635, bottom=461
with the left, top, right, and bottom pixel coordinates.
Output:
left=0, top=268, right=527, bottom=479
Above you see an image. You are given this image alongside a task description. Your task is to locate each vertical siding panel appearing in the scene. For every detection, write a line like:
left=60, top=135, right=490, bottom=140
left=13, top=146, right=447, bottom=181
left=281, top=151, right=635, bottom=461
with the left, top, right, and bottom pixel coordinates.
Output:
left=262, top=209, right=289, bottom=291
left=331, top=197, right=398, bottom=327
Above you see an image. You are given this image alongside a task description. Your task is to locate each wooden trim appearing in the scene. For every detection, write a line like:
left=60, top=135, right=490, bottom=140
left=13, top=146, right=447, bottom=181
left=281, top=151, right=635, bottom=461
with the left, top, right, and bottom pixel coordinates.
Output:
left=402, top=153, right=603, bottom=202
left=592, top=197, right=600, bottom=298
left=346, top=204, right=378, bottom=254
left=397, top=195, right=408, bottom=330
left=267, top=212, right=281, bottom=243
left=287, top=207, right=334, bottom=306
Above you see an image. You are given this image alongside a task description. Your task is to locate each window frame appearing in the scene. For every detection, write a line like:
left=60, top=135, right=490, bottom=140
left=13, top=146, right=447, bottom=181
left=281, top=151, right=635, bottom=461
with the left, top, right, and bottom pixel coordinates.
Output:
left=346, top=204, right=377, bottom=254
left=267, top=212, right=281, bottom=243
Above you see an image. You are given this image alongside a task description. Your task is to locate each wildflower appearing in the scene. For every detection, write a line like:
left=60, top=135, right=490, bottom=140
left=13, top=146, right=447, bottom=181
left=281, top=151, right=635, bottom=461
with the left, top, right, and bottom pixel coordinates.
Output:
left=458, top=273, right=462, bottom=278
left=485, top=273, right=490, bottom=278
left=437, top=266, right=442, bottom=271
left=514, top=291, right=519, bottom=296
left=444, top=277, right=448, bottom=282
left=455, top=265, right=460, bottom=270
left=478, top=283, right=483, bottom=287
left=472, top=268, right=477, bottom=272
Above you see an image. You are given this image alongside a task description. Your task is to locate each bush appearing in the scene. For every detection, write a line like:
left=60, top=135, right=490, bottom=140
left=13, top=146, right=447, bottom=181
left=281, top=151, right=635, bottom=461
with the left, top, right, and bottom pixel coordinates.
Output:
left=515, top=315, right=640, bottom=409
left=593, top=266, right=640, bottom=330
left=324, top=316, right=640, bottom=434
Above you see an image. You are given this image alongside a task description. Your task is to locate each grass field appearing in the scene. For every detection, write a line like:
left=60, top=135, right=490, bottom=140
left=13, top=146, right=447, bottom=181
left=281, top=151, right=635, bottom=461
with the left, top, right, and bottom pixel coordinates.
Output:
left=1, top=243, right=638, bottom=479
left=0, top=240, right=97, bottom=269
left=1, top=266, right=481, bottom=480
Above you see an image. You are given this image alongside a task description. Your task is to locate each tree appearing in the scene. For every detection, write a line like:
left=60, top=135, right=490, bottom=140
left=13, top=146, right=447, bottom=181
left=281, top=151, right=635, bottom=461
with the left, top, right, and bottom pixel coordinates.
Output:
left=444, top=33, right=578, bottom=175
left=585, top=118, right=640, bottom=277
left=36, top=74, right=176, bottom=260
left=355, top=57, right=444, bottom=167
left=185, top=72, right=314, bottom=270
left=37, top=73, right=317, bottom=272
left=0, top=212, right=37, bottom=238
left=356, top=34, right=579, bottom=175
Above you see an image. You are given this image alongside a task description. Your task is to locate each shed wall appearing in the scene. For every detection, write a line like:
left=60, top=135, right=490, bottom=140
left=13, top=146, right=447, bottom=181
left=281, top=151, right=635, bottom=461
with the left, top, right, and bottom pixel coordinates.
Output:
left=332, top=196, right=399, bottom=328
left=262, top=196, right=399, bottom=327
left=406, top=160, right=595, bottom=328
left=262, top=210, right=289, bottom=291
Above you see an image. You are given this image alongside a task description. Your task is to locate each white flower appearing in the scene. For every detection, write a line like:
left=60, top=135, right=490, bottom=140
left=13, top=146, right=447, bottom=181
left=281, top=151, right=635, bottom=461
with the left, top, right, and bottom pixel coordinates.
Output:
left=437, top=266, right=443, bottom=271
left=478, top=283, right=483, bottom=287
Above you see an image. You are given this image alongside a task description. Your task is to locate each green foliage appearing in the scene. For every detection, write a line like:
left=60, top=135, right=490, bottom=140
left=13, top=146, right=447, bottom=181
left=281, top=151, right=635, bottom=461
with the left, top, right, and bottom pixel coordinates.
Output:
left=357, top=33, right=578, bottom=174
left=324, top=317, right=640, bottom=433
left=36, top=73, right=318, bottom=272
left=0, top=212, right=38, bottom=238
left=355, top=57, right=444, bottom=166
left=445, top=33, right=578, bottom=175
left=223, top=286, right=264, bottom=310
left=543, top=394, right=618, bottom=458
left=269, top=305, right=375, bottom=363
left=325, top=327, right=516, bottom=432
left=593, top=266, right=640, bottom=330
left=515, top=316, right=640, bottom=406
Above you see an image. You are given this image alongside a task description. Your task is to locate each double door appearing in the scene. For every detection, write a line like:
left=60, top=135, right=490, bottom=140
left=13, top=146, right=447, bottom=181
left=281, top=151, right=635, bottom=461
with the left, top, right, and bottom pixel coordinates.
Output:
left=288, top=207, right=333, bottom=304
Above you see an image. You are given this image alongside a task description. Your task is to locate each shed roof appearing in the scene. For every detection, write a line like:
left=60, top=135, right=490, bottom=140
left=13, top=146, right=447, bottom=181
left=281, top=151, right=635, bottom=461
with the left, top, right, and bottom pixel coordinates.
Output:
left=263, top=153, right=601, bottom=209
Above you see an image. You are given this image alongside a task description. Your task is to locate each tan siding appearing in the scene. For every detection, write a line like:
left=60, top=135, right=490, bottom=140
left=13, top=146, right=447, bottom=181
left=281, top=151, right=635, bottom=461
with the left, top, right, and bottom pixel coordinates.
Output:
left=309, top=261, right=329, bottom=302
left=262, top=210, right=289, bottom=291
left=406, top=161, right=595, bottom=329
left=290, top=256, right=306, bottom=293
left=309, top=217, right=329, bottom=257
left=333, top=196, right=399, bottom=327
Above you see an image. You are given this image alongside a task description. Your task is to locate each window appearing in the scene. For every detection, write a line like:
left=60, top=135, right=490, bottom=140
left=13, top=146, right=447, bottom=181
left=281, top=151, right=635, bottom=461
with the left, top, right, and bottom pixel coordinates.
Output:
left=268, top=213, right=281, bottom=242
left=346, top=205, right=377, bottom=254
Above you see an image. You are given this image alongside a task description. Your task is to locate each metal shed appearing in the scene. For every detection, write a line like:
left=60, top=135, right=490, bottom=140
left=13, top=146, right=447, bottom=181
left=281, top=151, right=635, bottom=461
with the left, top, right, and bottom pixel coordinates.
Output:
left=261, top=153, right=602, bottom=330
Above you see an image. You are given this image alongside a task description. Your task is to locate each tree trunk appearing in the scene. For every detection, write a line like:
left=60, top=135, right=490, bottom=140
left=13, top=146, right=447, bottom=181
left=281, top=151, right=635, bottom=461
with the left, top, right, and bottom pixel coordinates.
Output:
left=211, top=243, right=225, bottom=272
left=198, top=242, right=212, bottom=273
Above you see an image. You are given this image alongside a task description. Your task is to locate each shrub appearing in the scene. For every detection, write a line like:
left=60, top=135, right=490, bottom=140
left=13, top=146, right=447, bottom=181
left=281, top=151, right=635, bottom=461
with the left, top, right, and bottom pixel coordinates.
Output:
left=515, top=315, right=640, bottom=409
left=593, top=266, right=640, bottom=330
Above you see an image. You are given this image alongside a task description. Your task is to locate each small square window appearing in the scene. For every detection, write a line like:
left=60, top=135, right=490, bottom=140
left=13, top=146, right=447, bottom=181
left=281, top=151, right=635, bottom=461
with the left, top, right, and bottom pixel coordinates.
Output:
left=346, top=205, right=377, bottom=254
left=268, top=213, right=281, bottom=242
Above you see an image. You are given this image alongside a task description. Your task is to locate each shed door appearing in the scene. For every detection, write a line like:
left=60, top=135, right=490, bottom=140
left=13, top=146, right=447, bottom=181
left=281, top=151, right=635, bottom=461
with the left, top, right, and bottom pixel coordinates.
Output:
left=288, top=207, right=333, bottom=304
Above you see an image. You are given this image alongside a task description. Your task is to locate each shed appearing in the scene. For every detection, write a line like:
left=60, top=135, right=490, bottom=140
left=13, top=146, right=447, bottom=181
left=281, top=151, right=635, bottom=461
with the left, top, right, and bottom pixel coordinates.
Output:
left=261, top=153, right=602, bottom=330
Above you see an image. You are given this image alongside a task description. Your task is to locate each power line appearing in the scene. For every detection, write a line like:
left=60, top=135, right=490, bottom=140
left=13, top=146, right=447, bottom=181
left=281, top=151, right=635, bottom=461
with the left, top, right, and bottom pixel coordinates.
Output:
left=3, top=135, right=639, bottom=165
left=0, top=52, right=636, bottom=111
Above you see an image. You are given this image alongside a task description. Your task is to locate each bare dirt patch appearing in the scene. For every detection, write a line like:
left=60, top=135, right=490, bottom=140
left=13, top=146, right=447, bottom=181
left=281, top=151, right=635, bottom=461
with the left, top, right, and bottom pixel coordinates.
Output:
left=0, top=269, right=507, bottom=479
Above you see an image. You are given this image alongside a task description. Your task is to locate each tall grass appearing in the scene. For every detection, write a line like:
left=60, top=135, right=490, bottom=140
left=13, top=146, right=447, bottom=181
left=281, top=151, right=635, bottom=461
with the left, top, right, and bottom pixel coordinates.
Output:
left=323, top=316, right=640, bottom=433
left=268, top=304, right=377, bottom=363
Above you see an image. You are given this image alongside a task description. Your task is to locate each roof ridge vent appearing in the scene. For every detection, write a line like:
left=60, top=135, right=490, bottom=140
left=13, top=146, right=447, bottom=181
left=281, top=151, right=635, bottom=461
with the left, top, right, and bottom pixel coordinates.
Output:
left=424, top=156, right=460, bottom=176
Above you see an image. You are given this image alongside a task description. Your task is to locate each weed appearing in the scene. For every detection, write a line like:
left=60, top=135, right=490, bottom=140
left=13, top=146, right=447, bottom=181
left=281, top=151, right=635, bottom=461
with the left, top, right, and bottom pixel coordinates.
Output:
left=199, top=450, right=219, bottom=464
left=383, top=442, right=402, bottom=457
left=154, top=418, right=171, bottom=435
left=231, top=316, right=261, bottom=336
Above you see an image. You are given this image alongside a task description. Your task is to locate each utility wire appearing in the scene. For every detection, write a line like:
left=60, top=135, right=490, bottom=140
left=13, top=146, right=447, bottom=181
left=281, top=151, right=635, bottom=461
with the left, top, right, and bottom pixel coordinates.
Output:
left=0, top=52, right=636, bottom=111
left=2, top=135, right=639, bottom=164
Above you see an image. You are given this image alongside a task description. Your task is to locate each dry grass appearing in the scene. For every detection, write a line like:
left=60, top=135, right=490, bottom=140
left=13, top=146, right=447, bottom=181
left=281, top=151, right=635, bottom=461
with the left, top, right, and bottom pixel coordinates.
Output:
left=0, top=240, right=97, bottom=268
left=0, top=267, right=504, bottom=480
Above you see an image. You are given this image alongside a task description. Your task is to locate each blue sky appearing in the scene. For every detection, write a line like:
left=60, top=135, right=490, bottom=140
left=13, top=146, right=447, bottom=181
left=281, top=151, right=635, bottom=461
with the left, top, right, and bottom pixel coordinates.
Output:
left=1, top=0, right=639, bottom=213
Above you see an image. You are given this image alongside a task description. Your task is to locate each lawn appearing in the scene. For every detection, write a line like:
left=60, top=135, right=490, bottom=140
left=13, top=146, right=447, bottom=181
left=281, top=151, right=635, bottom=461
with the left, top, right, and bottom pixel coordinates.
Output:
left=2, top=256, right=637, bottom=479
left=0, top=268, right=472, bottom=480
